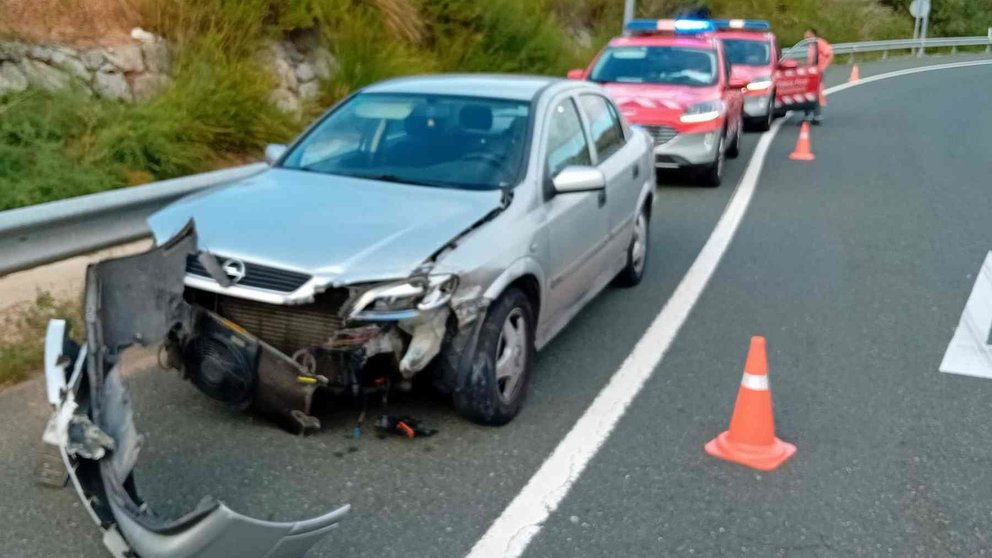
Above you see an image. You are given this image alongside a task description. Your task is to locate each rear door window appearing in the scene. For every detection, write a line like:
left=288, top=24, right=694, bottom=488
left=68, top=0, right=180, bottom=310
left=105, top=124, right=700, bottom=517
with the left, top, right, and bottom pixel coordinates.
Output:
left=577, top=95, right=625, bottom=162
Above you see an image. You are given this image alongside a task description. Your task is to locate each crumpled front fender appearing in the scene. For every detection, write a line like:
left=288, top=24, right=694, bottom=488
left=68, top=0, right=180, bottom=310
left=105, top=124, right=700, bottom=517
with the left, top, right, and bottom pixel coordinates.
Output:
left=46, top=222, right=349, bottom=558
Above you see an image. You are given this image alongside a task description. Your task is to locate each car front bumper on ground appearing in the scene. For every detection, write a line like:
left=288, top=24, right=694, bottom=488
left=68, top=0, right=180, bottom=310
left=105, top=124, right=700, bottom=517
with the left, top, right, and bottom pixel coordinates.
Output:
left=652, top=129, right=721, bottom=169
left=41, top=224, right=350, bottom=558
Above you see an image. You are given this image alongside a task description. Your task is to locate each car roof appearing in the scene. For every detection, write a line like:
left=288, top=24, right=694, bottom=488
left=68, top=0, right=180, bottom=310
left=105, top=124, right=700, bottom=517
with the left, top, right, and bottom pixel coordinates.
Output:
left=364, top=74, right=560, bottom=101
left=609, top=35, right=718, bottom=50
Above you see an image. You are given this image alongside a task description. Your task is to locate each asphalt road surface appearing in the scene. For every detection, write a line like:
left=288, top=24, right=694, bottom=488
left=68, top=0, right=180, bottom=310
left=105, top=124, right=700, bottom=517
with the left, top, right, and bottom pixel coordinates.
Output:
left=1, top=54, right=990, bottom=557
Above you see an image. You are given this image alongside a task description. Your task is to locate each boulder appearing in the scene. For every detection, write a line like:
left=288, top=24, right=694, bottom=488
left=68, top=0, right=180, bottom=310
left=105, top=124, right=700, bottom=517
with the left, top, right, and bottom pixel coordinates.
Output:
left=81, top=49, right=106, bottom=71
left=50, top=51, right=91, bottom=81
left=295, top=62, right=315, bottom=83
left=19, top=59, right=69, bottom=91
left=141, top=40, right=170, bottom=74
left=29, top=45, right=56, bottom=62
left=93, top=70, right=132, bottom=101
left=0, top=61, right=29, bottom=92
left=104, top=44, right=145, bottom=73
left=0, top=42, right=29, bottom=61
left=310, top=49, right=337, bottom=81
left=299, top=80, right=320, bottom=100
left=272, top=55, right=298, bottom=92
left=269, top=88, right=300, bottom=114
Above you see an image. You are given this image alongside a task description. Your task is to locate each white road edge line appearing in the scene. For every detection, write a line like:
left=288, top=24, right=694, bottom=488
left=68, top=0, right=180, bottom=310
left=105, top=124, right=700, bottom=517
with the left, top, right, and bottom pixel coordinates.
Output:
left=466, top=58, right=992, bottom=558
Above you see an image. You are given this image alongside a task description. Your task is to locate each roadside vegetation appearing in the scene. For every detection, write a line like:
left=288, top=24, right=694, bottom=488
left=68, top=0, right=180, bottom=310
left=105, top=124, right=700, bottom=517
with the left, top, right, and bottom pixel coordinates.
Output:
left=0, top=0, right=940, bottom=211
left=0, top=292, right=82, bottom=388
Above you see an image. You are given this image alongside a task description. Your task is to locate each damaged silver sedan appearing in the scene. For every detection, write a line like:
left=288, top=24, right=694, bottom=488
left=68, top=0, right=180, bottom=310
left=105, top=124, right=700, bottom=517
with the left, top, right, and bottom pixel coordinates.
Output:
left=43, top=74, right=654, bottom=556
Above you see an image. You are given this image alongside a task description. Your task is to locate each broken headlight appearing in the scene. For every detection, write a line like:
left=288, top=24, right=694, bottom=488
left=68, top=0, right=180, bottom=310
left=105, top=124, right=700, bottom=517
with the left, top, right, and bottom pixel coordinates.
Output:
left=350, top=274, right=458, bottom=320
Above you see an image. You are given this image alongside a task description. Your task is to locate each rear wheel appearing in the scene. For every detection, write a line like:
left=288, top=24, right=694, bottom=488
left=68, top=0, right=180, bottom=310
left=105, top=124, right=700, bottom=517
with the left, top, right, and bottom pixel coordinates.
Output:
left=699, top=133, right=725, bottom=187
left=614, top=204, right=650, bottom=287
left=452, top=288, right=534, bottom=426
left=756, top=94, right=774, bottom=131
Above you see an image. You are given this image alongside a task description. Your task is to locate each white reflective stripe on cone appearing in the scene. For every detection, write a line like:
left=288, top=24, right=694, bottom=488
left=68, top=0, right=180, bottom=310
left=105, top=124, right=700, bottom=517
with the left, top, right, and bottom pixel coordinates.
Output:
left=740, top=372, right=769, bottom=391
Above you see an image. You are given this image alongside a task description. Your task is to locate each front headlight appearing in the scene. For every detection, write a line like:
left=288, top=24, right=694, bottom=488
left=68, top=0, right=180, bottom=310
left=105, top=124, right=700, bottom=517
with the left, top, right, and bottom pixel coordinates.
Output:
left=349, top=274, right=459, bottom=320
left=746, top=76, right=773, bottom=91
left=680, top=100, right=724, bottom=123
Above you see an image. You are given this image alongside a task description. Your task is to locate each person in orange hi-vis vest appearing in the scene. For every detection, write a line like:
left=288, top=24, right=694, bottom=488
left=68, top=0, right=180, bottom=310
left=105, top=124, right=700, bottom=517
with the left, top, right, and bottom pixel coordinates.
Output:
left=804, top=27, right=833, bottom=125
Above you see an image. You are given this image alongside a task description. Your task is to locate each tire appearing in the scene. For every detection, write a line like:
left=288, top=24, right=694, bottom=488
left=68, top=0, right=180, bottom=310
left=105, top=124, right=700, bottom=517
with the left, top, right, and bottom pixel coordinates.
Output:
left=699, top=133, right=725, bottom=187
left=755, top=93, right=774, bottom=131
left=452, top=288, right=535, bottom=426
left=613, top=203, right=650, bottom=287
left=726, top=119, right=742, bottom=159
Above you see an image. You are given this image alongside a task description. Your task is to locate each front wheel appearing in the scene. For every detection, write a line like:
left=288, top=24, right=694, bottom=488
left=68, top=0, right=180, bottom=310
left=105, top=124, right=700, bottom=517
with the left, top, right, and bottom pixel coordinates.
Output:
left=453, top=288, right=535, bottom=426
left=699, top=133, right=725, bottom=187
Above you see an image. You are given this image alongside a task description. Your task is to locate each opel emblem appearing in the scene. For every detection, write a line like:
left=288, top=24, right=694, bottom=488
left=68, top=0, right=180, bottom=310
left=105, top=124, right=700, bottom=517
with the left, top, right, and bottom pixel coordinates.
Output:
left=221, top=258, right=247, bottom=284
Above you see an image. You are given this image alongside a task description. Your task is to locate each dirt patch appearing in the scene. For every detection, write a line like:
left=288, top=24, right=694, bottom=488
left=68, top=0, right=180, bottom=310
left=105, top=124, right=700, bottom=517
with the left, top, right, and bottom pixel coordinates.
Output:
left=0, top=0, right=142, bottom=46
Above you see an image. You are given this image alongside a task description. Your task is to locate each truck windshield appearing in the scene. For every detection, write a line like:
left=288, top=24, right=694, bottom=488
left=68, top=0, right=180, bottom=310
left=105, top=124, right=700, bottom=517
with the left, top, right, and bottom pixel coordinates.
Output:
left=722, top=39, right=771, bottom=66
left=281, top=93, right=531, bottom=190
left=589, top=46, right=717, bottom=86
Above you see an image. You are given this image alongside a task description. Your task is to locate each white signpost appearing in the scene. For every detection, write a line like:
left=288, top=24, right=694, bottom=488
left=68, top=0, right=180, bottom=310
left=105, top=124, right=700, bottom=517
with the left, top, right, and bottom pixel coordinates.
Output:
left=910, top=0, right=931, bottom=56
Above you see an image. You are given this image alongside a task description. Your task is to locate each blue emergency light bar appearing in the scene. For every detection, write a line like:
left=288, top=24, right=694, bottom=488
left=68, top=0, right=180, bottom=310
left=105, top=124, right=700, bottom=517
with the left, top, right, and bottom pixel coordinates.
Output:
left=625, top=19, right=716, bottom=35
left=711, top=19, right=771, bottom=31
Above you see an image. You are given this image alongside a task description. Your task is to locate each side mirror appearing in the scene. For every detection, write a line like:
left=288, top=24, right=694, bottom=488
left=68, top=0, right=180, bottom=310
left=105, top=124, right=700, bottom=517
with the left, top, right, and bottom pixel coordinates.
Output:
left=728, top=77, right=749, bottom=90
left=552, top=166, right=606, bottom=194
left=778, top=59, right=799, bottom=70
left=265, top=144, right=288, bottom=165
left=566, top=69, right=585, bottom=80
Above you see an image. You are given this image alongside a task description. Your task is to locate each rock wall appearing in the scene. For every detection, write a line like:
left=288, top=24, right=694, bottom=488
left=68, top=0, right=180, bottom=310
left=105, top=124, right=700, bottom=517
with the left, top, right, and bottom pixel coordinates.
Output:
left=0, top=29, right=170, bottom=101
left=262, top=29, right=337, bottom=114
left=0, top=27, right=336, bottom=113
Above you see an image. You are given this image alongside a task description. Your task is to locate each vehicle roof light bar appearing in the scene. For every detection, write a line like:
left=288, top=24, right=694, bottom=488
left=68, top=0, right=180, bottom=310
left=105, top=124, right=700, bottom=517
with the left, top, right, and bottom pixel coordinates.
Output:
left=625, top=19, right=716, bottom=36
left=712, top=19, right=771, bottom=31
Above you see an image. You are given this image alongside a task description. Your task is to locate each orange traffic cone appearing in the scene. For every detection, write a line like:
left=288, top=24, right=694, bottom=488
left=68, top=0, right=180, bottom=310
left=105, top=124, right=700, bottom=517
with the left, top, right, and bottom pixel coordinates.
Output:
left=705, top=337, right=796, bottom=471
left=789, top=121, right=815, bottom=161
left=848, top=64, right=860, bottom=83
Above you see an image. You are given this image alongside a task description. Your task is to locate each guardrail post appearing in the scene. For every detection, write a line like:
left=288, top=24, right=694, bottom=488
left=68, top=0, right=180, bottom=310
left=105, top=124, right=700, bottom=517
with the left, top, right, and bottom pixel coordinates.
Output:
left=952, top=45, right=958, bottom=54
left=881, top=49, right=888, bottom=59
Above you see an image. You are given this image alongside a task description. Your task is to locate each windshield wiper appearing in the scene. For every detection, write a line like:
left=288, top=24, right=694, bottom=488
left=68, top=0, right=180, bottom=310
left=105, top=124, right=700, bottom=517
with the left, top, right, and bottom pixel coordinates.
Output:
left=351, top=173, right=463, bottom=189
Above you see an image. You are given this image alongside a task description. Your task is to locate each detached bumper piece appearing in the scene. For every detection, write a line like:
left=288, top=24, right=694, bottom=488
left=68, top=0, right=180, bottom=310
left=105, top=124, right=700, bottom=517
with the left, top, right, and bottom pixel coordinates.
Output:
left=47, top=222, right=349, bottom=558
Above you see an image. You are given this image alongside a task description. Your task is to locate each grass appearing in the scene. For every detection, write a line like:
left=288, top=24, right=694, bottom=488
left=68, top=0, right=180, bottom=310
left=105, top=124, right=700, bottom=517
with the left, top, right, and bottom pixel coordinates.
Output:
left=0, top=292, right=82, bottom=389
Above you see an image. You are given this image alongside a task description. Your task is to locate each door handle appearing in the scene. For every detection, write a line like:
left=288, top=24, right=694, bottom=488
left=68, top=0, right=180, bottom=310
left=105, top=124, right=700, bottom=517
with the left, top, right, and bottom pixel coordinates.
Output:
left=631, top=164, right=639, bottom=179
left=597, top=190, right=606, bottom=207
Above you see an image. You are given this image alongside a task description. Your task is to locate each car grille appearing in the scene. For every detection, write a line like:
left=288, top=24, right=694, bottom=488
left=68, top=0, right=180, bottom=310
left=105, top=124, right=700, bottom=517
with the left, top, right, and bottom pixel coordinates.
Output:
left=642, top=125, right=678, bottom=146
left=186, top=254, right=311, bottom=293
left=201, top=291, right=350, bottom=354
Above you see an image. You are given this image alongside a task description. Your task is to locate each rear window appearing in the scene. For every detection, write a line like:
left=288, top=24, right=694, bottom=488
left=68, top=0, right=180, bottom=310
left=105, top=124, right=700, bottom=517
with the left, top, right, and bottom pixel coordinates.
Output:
left=589, top=46, right=718, bottom=87
left=722, top=39, right=771, bottom=66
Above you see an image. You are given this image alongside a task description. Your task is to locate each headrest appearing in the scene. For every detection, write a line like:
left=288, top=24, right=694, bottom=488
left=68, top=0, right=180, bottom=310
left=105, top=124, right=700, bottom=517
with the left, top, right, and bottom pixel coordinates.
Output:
left=459, top=105, right=493, bottom=131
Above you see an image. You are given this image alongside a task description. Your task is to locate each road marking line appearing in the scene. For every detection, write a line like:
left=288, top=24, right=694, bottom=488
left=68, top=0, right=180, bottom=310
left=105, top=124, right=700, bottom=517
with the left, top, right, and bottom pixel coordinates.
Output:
left=467, top=58, right=992, bottom=558
left=940, top=252, right=992, bottom=379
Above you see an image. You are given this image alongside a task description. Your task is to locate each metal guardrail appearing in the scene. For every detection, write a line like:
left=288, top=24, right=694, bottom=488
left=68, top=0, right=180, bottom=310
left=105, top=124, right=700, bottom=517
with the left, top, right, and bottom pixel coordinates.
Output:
left=0, top=163, right=267, bottom=276
left=784, top=35, right=992, bottom=61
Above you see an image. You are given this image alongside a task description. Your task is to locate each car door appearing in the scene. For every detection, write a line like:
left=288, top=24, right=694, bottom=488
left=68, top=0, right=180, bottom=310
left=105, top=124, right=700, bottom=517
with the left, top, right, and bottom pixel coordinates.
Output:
left=774, top=39, right=822, bottom=111
left=542, top=95, right=610, bottom=325
left=575, top=93, right=643, bottom=267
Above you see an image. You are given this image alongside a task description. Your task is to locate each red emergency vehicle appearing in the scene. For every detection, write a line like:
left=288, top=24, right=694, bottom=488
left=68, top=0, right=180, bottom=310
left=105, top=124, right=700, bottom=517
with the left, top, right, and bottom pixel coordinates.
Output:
left=713, top=19, right=823, bottom=128
left=568, top=19, right=745, bottom=187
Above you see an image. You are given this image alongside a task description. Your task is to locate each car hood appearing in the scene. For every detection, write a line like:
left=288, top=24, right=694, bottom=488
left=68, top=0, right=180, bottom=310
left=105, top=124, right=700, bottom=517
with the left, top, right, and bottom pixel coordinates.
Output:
left=148, top=168, right=504, bottom=284
left=602, top=82, right=721, bottom=126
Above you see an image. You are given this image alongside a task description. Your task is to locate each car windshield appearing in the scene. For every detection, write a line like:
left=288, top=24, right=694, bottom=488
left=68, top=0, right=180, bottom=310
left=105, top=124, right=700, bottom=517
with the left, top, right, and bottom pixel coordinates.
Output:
left=722, top=38, right=771, bottom=66
left=589, top=46, right=717, bottom=86
left=281, top=93, right=531, bottom=190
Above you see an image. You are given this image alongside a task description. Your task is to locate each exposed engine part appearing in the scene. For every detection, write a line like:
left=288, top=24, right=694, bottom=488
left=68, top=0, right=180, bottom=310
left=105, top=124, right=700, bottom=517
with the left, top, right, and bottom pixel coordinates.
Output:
left=181, top=317, right=259, bottom=408
left=398, top=307, right=450, bottom=378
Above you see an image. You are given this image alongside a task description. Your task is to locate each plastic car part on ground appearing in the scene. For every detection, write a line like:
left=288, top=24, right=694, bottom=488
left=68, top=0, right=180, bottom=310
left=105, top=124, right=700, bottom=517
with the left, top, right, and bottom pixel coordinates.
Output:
left=43, top=222, right=349, bottom=558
